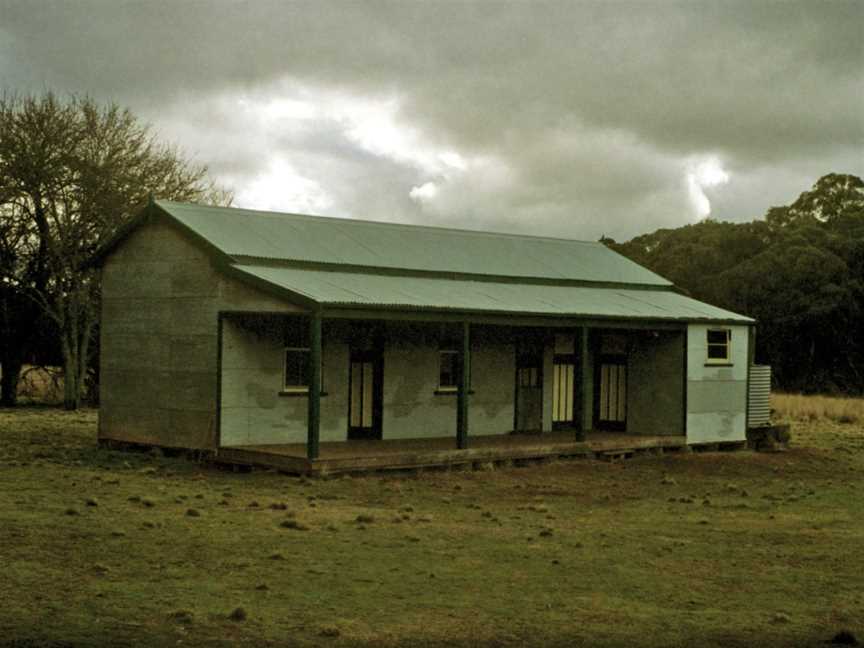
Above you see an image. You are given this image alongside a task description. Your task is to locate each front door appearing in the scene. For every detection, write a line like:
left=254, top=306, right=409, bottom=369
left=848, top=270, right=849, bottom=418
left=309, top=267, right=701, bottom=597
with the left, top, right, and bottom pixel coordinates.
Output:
left=348, top=351, right=383, bottom=440
left=514, top=351, right=543, bottom=432
left=552, top=334, right=578, bottom=429
left=595, top=355, right=627, bottom=431
left=552, top=359, right=576, bottom=429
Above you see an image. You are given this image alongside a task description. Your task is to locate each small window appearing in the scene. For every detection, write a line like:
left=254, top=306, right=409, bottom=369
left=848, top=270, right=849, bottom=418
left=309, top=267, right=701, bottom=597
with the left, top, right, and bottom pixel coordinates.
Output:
left=706, top=329, right=731, bottom=363
left=283, top=347, right=324, bottom=392
left=284, top=347, right=310, bottom=391
left=439, top=349, right=459, bottom=390
left=516, top=348, right=542, bottom=389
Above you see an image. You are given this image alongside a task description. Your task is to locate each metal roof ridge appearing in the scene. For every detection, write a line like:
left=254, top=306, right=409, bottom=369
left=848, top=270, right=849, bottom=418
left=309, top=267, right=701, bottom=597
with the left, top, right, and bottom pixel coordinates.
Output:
left=230, top=257, right=674, bottom=291
left=155, top=199, right=603, bottom=246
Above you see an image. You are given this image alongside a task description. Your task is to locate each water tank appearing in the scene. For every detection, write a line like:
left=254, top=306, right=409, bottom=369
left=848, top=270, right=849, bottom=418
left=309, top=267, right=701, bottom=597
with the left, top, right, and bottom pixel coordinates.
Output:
left=748, top=365, right=771, bottom=427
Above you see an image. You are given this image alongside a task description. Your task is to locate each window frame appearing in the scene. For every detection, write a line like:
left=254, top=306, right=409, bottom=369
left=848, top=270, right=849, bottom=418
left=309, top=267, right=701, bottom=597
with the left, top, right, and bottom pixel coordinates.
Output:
left=517, top=365, right=541, bottom=388
left=282, top=346, right=325, bottom=394
left=515, top=343, right=544, bottom=390
left=705, top=328, right=732, bottom=365
left=438, top=348, right=460, bottom=392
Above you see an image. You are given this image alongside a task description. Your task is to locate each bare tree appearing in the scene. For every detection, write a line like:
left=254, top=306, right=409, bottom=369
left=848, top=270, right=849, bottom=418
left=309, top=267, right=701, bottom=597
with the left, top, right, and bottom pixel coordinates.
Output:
left=0, top=92, right=231, bottom=408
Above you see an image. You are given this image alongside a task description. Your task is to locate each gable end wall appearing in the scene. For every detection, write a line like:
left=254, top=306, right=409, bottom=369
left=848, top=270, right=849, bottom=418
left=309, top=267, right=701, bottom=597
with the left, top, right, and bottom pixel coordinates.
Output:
left=99, top=218, right=301, bottom=449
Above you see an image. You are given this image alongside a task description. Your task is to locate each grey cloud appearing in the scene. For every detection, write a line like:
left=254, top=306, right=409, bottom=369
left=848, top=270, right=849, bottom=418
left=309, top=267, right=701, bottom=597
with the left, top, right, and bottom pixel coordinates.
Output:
left=1, top=0, right=861, bottom=239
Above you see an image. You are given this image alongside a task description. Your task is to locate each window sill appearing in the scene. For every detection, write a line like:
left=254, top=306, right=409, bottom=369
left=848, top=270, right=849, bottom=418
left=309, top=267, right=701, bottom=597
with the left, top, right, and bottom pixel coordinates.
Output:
left=434, top=388, right=476, bottom=396
left=278, top=390, right=330, bottom=398
left=704, top=362, right=733, bottom=367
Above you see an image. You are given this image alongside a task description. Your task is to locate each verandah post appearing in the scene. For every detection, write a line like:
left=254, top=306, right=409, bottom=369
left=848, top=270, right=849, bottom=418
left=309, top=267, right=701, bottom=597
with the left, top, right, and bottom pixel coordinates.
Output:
left=307, top=310, right=322, bottom=461
left=578, top=326, right=591, bottom=440
left=457, top=321, right=470, bottom=449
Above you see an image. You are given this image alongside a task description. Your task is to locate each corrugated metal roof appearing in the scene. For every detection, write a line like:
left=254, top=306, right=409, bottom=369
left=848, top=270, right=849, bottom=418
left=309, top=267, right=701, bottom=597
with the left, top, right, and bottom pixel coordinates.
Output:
left=156, top=200, right=671, bottom=286
left=232, top=265, right=753, bottom=322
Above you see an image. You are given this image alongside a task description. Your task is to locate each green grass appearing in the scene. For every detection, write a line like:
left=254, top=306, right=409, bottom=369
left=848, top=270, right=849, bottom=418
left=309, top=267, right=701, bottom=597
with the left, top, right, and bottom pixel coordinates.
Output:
left=1, top=407, right=862, bottom=647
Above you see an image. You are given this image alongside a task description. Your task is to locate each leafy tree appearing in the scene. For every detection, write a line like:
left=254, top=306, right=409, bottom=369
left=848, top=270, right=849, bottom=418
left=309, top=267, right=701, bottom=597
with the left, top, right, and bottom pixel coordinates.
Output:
left=607, top=173, right=864, bottom=395
left=0, top=92, right=230, bottom=408
left=766, top=173, right=864, bottom=230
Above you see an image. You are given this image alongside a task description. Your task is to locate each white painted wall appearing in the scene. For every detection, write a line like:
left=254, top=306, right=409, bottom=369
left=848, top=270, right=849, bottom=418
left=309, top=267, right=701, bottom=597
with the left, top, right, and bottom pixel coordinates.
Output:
left=220, top=318, right=348, bottom=446
left=382, top=334, right=515, bottom=439
left=220, top=319, right=518, bottom=445
left=685, top=324, right=749, bottom=444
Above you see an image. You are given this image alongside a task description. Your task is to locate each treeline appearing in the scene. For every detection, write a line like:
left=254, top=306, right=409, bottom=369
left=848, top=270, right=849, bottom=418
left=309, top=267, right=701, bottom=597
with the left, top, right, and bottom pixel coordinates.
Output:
left=605, top=173, right=864, bottom=395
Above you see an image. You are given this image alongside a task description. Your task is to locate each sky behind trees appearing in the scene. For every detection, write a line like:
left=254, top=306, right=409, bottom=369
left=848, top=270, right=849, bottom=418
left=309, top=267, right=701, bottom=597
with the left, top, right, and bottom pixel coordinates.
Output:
left=1, top=1, right=861, bottom=240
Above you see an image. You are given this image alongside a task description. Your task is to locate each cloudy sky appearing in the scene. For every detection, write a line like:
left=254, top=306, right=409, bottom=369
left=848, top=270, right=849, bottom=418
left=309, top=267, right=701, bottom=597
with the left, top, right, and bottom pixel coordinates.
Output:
left=1, top=1, right=862, bottom=241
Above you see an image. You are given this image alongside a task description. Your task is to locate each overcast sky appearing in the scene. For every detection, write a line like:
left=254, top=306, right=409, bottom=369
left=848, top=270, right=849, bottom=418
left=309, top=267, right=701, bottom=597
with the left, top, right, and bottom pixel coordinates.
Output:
left=1, top=1, right=862, bottom=240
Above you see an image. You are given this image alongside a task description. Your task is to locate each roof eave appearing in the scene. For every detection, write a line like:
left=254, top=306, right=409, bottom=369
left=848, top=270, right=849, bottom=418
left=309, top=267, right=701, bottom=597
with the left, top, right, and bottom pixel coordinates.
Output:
left=84, top=199, right=236, bottom=270
left=319, top=301, right=754, bottom=325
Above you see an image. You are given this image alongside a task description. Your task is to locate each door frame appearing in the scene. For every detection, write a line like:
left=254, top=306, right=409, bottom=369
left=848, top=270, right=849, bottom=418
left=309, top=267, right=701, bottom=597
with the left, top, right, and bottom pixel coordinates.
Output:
left=347, top=349, right=384, bottom=440
left=551, top=352, right=578, bottom=430
left=594, top=353, right=628, bottom=431
left=513, top=347, right=544, bottom=433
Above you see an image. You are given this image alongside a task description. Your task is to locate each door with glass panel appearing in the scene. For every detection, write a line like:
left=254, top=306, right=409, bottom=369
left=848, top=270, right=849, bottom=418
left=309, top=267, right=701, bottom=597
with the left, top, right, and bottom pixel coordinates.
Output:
left=514, top=351, right=543, bottom=432
left=552, top=334, right=577, bottom=430
left=348, top=350, right=382, bottom=440
left=595, top=355, right=627, bottom=431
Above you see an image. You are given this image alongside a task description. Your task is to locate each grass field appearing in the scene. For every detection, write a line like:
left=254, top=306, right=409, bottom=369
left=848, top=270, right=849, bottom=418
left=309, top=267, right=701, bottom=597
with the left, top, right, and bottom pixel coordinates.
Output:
left=1, top=405, right=862, bottom=647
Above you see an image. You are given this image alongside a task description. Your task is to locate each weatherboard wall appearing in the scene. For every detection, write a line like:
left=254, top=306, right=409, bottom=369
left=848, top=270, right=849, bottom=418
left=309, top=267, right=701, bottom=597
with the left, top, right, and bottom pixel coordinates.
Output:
left=685, top=324, right=749, bottom=443
left=99, top=219, right=300, bottom=450
left=626, top=330, right=685, bottom=436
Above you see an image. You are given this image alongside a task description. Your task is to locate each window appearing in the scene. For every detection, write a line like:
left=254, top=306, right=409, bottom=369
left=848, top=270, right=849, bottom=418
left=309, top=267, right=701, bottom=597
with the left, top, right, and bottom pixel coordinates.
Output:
left=706, top=329, right=731, bottom=363
left=439, top=349, right=459, bottom=390
left=516, top=347, right=543, bottom=387
left=284, top=347, right=310, bottom=391
left=283, top=347, right=324, bottom=393
left=516, top=343, right=543, bottom=390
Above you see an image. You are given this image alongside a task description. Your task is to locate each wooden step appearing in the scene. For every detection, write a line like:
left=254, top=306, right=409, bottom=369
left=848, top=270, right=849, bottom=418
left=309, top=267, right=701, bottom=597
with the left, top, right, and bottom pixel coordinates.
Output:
left=600, top=449, right=634, bottom=461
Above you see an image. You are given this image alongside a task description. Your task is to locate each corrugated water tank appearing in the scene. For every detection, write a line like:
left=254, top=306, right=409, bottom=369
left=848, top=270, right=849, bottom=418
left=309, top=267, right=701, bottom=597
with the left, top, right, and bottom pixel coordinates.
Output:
left=748, top=365, right=772, bottom=427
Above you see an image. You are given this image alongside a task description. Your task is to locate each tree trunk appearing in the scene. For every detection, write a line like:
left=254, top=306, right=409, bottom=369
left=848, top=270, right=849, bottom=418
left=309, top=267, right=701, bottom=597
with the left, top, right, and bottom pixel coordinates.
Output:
left=77, top=314, right=95, bottom=406
left=0, top=355, right=23, bottom=407
left=61, top=324, right=80, bottom=410
left=59, top=290, right=98, bottom=411
left=62, top=349, right=79, bottom=410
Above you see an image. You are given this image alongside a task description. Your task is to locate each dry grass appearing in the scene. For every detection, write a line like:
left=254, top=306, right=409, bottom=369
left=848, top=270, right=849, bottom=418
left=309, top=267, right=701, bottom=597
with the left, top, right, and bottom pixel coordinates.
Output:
left=773, top=392, right=863, bottom=425
left=0, top=364, right=65, bottom=403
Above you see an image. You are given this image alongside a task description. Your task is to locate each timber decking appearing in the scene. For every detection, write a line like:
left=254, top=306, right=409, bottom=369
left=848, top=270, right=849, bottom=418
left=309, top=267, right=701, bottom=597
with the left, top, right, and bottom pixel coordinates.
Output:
left=213, top=432, right=688, bottom=475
